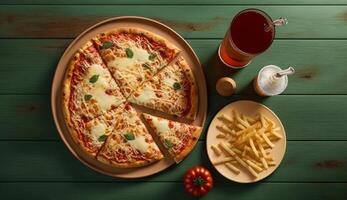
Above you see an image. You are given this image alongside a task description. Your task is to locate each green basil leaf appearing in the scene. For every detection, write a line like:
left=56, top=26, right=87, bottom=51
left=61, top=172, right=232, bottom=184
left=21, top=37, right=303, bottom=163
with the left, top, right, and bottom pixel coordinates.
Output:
left=148, top=53, right=156, bottom=61
left=142, top=63, right=151, bottom=70
left=164, top=139, right=173, bottom=149
left=89, top=74, right=99, bottom=83
left=84, top=94, right=92, bottom=101
left=126, top=48, right=134, bottom=58
left=123, top=132, right=135, bottom=140
left=173, top=82, right=181, bottom=90
left=101, top=42, right=113, bottom=49
left=98, top=135, right=107, bottom=142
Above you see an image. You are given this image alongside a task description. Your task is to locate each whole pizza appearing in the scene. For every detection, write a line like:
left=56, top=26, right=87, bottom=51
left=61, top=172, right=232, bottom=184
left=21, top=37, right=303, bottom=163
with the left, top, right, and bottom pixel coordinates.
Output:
left=62, top=27, right=201, bottom=168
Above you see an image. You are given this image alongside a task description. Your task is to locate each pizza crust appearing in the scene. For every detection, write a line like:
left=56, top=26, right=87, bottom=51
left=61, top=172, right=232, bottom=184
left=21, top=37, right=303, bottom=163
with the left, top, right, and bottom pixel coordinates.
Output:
left=102, top=27, right=181, bottom=56
left=97, top=152, right=162, bottom=168
left=173, top=126, right=202, bottom=163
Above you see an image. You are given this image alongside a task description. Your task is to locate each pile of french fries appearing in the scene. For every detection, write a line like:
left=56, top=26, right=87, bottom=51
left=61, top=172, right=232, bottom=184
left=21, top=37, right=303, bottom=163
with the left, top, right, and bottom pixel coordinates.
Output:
left=210, top=110, right=282, bottom=179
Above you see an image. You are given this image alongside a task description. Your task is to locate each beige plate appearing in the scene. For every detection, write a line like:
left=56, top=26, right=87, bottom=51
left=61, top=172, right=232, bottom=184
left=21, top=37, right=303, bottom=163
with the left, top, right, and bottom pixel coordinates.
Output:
left=51, top=16, right=207, bottom=178
left=206, top=100, right=286, bottom=183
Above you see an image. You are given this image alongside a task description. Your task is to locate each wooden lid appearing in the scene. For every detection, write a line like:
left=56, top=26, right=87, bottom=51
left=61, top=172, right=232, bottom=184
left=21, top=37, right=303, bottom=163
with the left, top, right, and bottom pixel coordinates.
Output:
left=216, top=77, right=237, bottom=96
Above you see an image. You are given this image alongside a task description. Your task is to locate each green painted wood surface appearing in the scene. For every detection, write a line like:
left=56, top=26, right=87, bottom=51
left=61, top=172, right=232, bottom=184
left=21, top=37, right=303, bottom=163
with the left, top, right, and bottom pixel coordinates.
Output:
left=1, top=183, right=346, bottom=200
left=2, top=0, right=347, bottom=5
left=1, top=6, right=347, bottom=39
left=1, top=1, right=347, bottom=199
left=1, top=95, right=347, bottom=141
left=1, top=141, right=347, bottom=182
left=1, top=39, right=347, bottom=94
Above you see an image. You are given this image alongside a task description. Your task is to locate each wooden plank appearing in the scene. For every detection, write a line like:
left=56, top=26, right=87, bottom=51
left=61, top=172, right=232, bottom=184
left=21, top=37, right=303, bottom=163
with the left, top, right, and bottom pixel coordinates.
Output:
left=1, top=39, right=347, bottom=95
left=0, top=39, right=68, bottom=94
left=1, top=95, right=347, bottom=141
left=1, top=182, right=346, bottom=200
left=1, top=141, right=346, bottom=182
left=2, top=0, right=347, bottom=5
left=1, top=6, right=347, bottom=38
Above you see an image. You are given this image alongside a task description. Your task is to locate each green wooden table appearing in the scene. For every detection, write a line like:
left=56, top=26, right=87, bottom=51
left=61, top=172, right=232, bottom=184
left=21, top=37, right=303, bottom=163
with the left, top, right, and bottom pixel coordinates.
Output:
left=1, top=0, right=347, bottom=199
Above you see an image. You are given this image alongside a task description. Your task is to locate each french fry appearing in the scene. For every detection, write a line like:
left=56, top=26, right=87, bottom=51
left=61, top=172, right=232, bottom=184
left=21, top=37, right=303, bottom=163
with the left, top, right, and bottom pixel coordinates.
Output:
left=261, top=132, right=274, bottom=148
left=236, top=123, right=247, bottom=130
left=217, top=114, right=233, bottom=124
left=212, top=157, right=235, bottom=165
left=235, top=156, right=258, bottom=178
left=210, top=145, right=221, bottom=156
left=218, top=142, right=236, bottom=156
left=273, top=127, right=281, bottom=132
left=249, top=138, right=259, bottom=158
left=261, top=157, right=269, bottom=169
left=264, top=116, right=275, bottom=127
left=216, top=125, right=234, bottom=135
left=236, top=114, right=250, bottom=128
left=270, top=130, right=283, bottom=139
left=246, top=159, right=263, bottom=172
left=260, top=115, right=266, bottom=128
left=225, top=162, right=240, bottom=174
left=216, top=133, right=227, bottom=139
left=243, top=155, right=263, bottom=167
left=256, top=140, right=267, bottom=158
left=245, top=116, right=256, bottom=124
left=231, top=147, right=242, bottom=155
left=268, top=160, right=276, bottom=166
left=265, top=156, right=274, bottom=161
left=242, top=147, right=247, bottom=157
left=241, top=114, right=250, bottom=127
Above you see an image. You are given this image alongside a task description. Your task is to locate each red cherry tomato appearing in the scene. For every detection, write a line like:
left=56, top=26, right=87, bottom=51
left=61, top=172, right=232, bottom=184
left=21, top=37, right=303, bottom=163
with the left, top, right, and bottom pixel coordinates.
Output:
left=183, top=166, right=213, bottom=197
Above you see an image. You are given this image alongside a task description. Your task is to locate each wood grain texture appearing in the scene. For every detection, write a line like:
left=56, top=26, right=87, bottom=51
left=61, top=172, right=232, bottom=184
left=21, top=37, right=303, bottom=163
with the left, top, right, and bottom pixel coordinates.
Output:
left=1, top=182, right=347, bottom=200
left=1, top=6, right=347, bottom=38
left=2, top=0, right=347, bottom=5
left=1, top=95, right=347, bottom=141
left=1, top=141, right=347, bottom=182
left=1, top=2, right=347, bottom=199
left=1, top=39, right=347, bottom=94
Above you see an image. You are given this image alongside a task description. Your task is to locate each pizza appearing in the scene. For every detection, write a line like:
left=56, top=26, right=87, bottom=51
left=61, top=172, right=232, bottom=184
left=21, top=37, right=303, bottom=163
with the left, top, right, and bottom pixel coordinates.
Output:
left=143, top=113, right=201, bottom=163
left=129, top=57, right=198, bottom=120
left=93, top=28, right=180, bottom=97
left=97, top=103, right=163, bottom=168
left=62, top=27, right=201, bottom=169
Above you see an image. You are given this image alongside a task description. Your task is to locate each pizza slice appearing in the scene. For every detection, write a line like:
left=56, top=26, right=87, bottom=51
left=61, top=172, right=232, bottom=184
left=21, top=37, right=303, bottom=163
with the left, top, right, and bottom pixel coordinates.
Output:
left=143, top=113, right=201, bottom=163
left=62, top=40, right=125, bottom=127
left=129, top=57, right=198, bottom=120
left=93, top=28, right=180, bottom=97
left=70, top=107, right=120, bottom=156
left=97, top=103, right=163, bottom=168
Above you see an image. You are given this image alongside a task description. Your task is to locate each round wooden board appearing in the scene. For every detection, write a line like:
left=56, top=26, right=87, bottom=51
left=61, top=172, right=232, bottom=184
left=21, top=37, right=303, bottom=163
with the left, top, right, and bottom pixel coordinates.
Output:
left=51, top=16, right=207, bottom=178
left=206, top=100, right=286, bottom=183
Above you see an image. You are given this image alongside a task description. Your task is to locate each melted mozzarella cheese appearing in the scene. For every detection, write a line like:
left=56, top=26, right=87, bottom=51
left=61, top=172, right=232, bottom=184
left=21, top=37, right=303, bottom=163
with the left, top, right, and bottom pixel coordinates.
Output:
left=85, top=64, right=123, bottom=111
left=90, top=122, right=106, bottom=140
left=127, top=135, right=150, bottom=154
left=108, top=46, right=150, bottom=70
left=162, top=76, right=177, bottom=88
left=90, top=87, right=123, bottom=110
left=85, top=64, right=109, bottom=86
left=151, top=117, right=170, bottom=134
left=134, top=87, right=156, bottom=103
left=132, top=47, right=151, bottom=63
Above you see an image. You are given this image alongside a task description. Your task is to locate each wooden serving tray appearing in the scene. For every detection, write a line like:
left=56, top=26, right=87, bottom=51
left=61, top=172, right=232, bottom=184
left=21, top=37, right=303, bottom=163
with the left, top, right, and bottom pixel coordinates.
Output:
left=51, top=16, right=207, bottom=178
